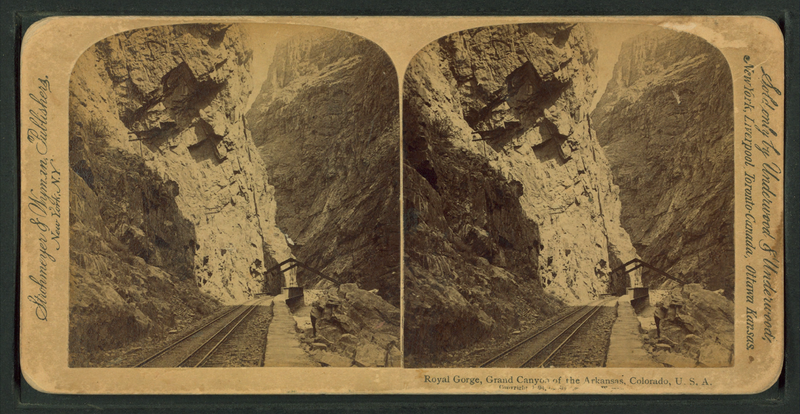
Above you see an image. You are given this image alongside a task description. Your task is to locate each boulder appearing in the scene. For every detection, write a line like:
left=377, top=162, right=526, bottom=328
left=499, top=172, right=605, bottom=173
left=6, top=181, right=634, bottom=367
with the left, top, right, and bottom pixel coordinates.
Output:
left=310, top=284, right=400, bottom=367
left=655, top=352, right=697, bottom=368
left=316, top=352, right=353, bottom=367
left=314, top=329, right=337, bottom=347
left=698, top=341, right=732, bottom=367
left=651, top=284, right=734, bottom=366
left=293, top=316, right=312, bottom=333
left=386, top=345, right=402, bottom=368
left=337, top=333, right=359, bottom=356
left=354, top=342, right=386, bottom=367
left=678, top=334, right=702, bottom=359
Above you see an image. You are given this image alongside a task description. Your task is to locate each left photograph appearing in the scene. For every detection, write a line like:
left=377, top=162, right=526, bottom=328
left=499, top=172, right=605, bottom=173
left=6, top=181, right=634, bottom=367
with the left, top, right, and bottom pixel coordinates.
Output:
left=68, top=23, right=400, bottom=368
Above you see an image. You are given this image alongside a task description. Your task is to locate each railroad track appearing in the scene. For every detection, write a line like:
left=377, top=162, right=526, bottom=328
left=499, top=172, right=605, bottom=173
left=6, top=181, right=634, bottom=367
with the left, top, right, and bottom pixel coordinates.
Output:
left=481, top=297, right=613, bottom=368
left=134, top=297, right=267, bottom=368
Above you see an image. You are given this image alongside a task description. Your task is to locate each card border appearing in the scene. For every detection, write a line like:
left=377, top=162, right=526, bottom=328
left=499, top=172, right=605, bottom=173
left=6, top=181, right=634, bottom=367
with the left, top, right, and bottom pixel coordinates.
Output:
left=4, top=1, right=798, bottom=413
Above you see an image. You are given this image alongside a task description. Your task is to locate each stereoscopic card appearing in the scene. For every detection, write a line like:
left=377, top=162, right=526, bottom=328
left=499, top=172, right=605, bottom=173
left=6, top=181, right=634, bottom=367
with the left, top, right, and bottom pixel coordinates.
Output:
left=19, top=16, right=784, bottom=394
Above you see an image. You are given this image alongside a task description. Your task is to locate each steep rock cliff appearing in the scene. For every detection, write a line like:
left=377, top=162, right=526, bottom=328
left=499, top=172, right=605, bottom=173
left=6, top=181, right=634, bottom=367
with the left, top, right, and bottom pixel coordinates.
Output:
left=69, top=24, right=291, bottom=362
left=591, top=29, right=734, bottom=295
left=246, top=30, right=400, bottom=304
left=403, top=24, right=638, bottom=362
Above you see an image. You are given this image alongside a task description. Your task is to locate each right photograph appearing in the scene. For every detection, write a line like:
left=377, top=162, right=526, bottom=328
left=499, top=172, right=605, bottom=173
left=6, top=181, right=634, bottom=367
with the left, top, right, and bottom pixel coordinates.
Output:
left=403, top=23, right=734, bottom=368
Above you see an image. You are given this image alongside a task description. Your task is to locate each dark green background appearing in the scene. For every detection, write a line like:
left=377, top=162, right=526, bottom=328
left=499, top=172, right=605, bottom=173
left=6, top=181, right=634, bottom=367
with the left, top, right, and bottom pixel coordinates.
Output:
left=3, top=1, right=797, bottom=412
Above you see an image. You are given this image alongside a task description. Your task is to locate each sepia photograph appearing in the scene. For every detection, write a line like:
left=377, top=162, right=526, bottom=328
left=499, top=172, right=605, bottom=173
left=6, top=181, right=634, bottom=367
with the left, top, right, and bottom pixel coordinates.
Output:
left=17, top=15, right=783, bottom=395
left=403, top=23, right=734, bottom=369
left=67, top=23, right=400, bottom=368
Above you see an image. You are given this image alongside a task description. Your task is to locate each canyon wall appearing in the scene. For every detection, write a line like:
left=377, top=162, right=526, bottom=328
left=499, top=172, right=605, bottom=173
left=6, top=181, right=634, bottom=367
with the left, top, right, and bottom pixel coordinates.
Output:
left=246, top=29, right=401, bottom=305
left=403, top=23, right=638, bottom=362
left=69, top=24, right=291, bottom=362
left=592, top=29, right=734, bottom=296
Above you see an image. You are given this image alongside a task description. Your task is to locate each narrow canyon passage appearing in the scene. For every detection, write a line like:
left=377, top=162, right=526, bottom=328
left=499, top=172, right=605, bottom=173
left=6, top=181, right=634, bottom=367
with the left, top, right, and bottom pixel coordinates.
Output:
left=403, top=23, right=735, bottom=368
left=244, top=27, right=402, bottom=367
left=68, top=23, right=400, bottom=368
left=591, top=27, right=735, bottom=367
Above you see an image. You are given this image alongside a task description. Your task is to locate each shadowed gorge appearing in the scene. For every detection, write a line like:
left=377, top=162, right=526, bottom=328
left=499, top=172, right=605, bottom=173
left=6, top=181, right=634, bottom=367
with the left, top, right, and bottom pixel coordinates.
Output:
left=246, top=30, right=401, bottom=306
left=588, top=28, right=735, bottom=367
left=592, top=29, right=735, bottom=296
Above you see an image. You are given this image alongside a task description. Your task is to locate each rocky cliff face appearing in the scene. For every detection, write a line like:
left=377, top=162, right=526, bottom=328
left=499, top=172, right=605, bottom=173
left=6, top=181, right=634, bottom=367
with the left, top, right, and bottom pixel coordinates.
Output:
left=246, top=30, right=400, bottom=304
left=591, top=29, right=734, bottom=296
left=403, top=24, right=638, bottom=362
left=69, top=24, right=291, bottom=363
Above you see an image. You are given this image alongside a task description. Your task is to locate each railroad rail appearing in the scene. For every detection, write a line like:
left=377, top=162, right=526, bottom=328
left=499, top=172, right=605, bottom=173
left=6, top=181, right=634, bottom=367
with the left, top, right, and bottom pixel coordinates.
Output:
left=134, top=297, right=267, bottom=368
left=480, top=298, right=613, bottom=368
